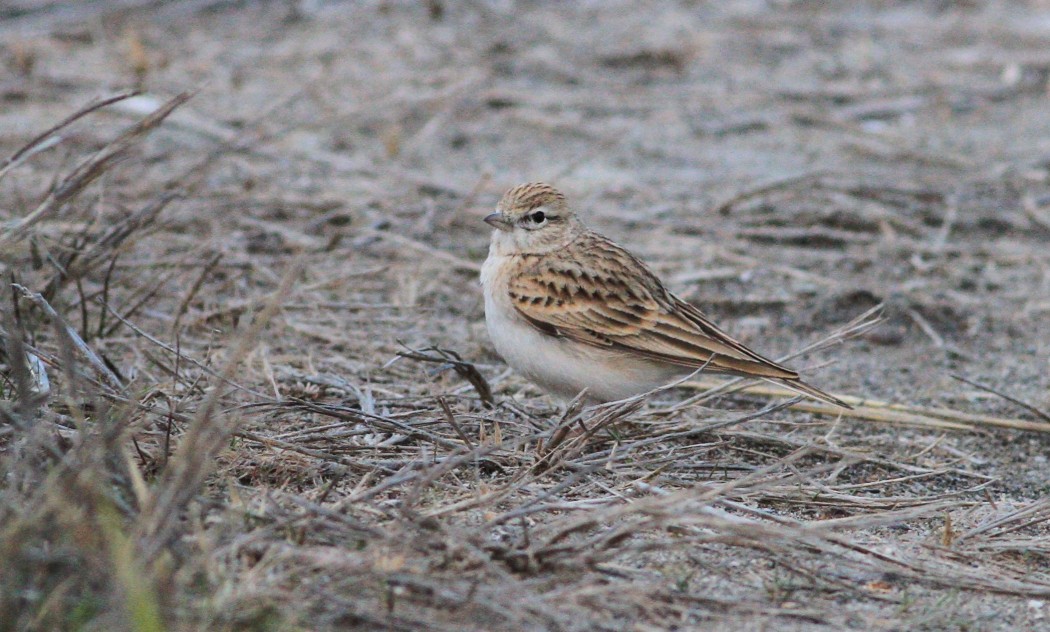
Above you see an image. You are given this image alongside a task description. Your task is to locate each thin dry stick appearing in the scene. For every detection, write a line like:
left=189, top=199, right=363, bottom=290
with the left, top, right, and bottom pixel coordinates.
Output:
left=73, top=193, right=179, bottom=273
left=396, top=345, right=495, bottom=406
left=100, top=298, right=269, bottom=399
left=951, top=374, right=1050, bottom=423
left=436, top=396, right=476, bottom=449
left=170, top=251, right=224, bottom=336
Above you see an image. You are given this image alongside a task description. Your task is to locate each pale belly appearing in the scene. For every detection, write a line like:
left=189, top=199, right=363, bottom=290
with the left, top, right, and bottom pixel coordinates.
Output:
left=481, top=254, right=683, bottom=402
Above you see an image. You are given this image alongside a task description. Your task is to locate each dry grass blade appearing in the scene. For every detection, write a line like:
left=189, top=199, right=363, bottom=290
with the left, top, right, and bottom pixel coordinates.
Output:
left=784, top=303, right=884, bottom=362
left=45, top=192, right=181, bottom=299
left=13, top=284, right=124, bottom=391
left=0, top=90, right=140, bottom=184
left=0, top=298, right=50, bottom=421
left=0, top=89, right=193, bottom=250
left=672, top=303, right=882, bottom=409
left=958, top=498, right=1050, bottom=542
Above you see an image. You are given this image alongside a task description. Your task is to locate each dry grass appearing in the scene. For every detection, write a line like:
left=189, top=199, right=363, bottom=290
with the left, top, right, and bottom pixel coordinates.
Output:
left=3, top=2, right=1050, bottom=631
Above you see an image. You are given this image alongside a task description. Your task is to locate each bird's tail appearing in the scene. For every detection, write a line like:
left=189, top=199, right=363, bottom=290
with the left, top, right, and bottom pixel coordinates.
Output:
left=764, top=377, right=853, bottom=410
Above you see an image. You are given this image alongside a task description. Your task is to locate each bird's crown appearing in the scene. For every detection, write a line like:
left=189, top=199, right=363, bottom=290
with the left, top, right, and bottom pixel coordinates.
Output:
left=497, top=182, right=569, bottom=220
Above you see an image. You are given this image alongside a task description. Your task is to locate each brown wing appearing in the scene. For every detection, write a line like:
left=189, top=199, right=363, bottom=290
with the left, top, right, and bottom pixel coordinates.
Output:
left=507, top=232, right=799, bottom=380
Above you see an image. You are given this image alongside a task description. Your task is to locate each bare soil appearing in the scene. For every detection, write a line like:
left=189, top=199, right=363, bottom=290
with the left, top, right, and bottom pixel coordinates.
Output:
left=2, top=1, right=1050, bottom=630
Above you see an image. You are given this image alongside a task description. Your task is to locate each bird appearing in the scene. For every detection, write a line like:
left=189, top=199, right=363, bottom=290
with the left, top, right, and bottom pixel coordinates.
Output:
left=479, top=182, right=850, bottom=408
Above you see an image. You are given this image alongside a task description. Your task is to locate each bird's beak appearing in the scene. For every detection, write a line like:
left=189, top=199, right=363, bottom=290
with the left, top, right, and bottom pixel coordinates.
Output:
left=484, top=213, right=512, bottom=232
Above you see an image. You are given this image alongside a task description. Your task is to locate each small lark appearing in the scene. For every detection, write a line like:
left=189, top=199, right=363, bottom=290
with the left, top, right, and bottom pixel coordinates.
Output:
left=480, top=182, right=850, bottom=408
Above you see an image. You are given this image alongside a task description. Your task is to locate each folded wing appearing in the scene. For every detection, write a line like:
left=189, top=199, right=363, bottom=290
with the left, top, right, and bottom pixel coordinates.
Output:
left=508, top=233, right=850, bottom=408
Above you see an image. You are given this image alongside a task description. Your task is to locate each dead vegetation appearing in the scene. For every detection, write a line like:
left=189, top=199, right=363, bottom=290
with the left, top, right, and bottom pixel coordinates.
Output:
left=2, top=1, right=1050, bottom=630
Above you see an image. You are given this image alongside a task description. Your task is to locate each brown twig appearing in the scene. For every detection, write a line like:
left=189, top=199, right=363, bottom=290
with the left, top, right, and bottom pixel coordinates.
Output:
left=396, top=345, right=495, bottom=407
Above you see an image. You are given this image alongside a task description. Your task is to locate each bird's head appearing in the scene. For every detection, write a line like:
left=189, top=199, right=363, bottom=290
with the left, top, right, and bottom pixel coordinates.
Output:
left=485, top=182, right=581, bottom=254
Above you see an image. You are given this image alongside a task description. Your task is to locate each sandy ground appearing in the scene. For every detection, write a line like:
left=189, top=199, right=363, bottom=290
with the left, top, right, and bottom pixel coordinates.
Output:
left=2, top=1, right=1050, bottom=630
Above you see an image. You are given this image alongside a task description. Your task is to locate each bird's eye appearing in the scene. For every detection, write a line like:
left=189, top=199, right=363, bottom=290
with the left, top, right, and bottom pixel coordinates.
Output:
left=530, top=211, right=546, bottom=223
